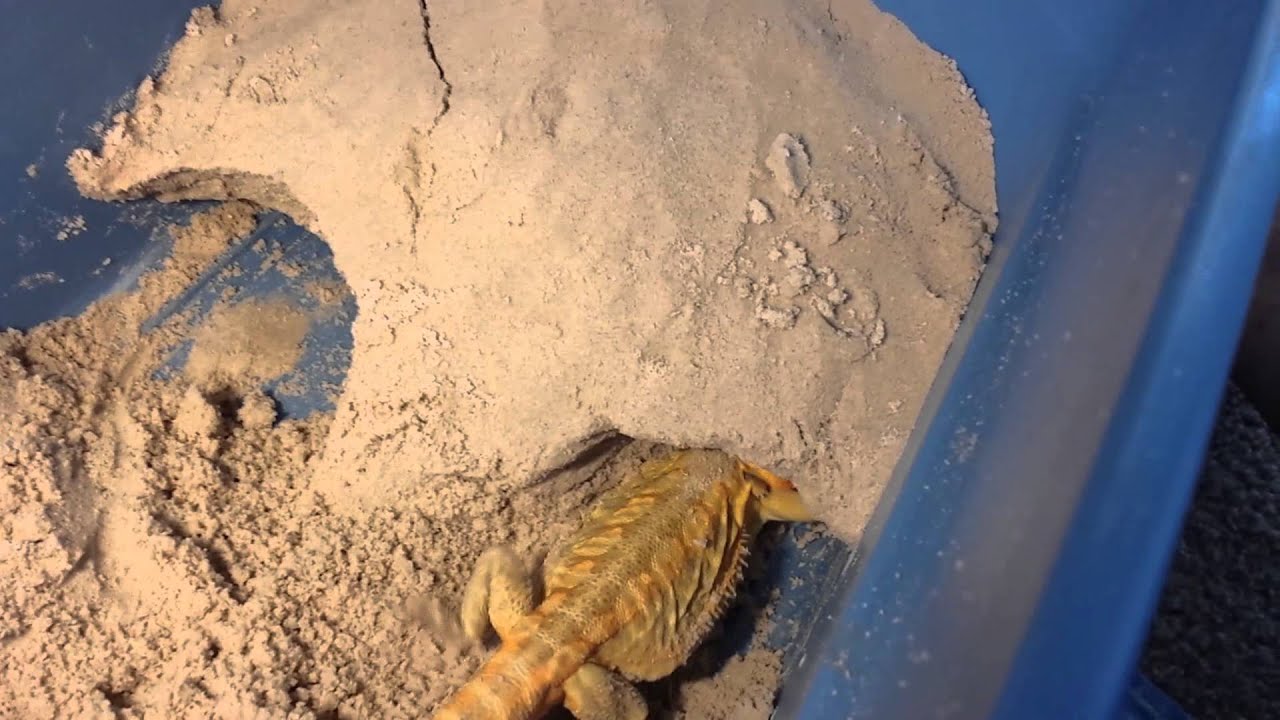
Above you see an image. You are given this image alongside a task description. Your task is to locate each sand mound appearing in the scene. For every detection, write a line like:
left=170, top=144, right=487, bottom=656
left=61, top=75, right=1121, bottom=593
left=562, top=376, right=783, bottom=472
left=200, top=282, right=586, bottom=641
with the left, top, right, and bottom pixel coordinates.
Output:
left=1, top=0, right=995, bottom=715
left=69, top=0, right=995, bottom=539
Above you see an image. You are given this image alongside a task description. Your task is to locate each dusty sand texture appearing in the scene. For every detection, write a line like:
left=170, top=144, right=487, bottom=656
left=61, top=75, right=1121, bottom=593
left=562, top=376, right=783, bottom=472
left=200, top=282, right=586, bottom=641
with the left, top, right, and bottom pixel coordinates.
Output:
left=184, top=298, right=311, bottom=390
left=6, top=0, right=999, bottom=715
left=654, top=650, right=784, bottom=720
left=0, top=234, right=775, bottom=717
left=69, top=0, right=997, bottom=542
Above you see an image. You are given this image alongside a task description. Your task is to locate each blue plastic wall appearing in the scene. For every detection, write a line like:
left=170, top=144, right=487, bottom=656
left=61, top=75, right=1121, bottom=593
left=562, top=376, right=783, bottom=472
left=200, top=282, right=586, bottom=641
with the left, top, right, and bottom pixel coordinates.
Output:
left=4, top=1, right=1280, bottom=719
left=775, top=1, right=1280, bottom=718
left=2, top=1, right=199, bottom=330
left=0, top=2, right=355, bottom=418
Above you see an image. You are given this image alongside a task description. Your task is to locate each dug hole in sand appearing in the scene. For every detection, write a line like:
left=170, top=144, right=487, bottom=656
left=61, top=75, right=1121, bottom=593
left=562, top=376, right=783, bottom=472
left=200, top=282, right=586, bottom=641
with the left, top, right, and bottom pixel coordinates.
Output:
left=2, top=0, right=996, bottom=716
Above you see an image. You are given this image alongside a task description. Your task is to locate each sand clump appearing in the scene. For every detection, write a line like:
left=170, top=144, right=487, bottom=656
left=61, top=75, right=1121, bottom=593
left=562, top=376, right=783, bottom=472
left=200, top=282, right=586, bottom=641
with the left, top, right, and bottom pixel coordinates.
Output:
left=184, top=299, right=311, bottom=390
left=1, top=0, right=998, bottom=716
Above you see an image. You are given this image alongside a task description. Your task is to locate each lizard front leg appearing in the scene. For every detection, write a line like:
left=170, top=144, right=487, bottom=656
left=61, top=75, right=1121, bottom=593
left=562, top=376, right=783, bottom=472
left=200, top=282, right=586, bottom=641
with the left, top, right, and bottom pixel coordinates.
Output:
left=460, top=546, right=538, bottom=642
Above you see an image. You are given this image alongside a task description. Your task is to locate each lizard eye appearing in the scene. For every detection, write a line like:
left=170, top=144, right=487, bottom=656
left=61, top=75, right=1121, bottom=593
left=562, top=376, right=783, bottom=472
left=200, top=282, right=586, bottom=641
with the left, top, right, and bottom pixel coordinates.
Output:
left=772, top=477, right=799, bottom=492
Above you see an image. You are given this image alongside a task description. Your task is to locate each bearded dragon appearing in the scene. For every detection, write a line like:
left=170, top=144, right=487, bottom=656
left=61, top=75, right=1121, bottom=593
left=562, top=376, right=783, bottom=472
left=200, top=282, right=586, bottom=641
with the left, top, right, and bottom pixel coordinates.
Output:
left=429, top=447, right=814, bottom=720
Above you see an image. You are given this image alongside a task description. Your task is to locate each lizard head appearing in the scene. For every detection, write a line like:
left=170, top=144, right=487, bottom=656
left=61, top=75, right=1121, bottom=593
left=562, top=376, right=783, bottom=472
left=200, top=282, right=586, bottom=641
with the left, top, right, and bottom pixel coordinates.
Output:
left=736, top=459, right=815, bottom=523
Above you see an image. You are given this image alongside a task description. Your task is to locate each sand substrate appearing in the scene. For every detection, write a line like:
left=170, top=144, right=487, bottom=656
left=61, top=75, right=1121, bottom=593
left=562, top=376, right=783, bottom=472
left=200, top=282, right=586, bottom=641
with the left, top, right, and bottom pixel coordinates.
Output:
left=2, top=0, right=996, bottom=716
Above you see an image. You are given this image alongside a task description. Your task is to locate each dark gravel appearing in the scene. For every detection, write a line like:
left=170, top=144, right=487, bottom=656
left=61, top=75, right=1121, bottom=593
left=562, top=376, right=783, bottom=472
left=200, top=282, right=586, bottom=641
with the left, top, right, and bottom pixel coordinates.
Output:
left=1141, top=383, right=1280, bottom=719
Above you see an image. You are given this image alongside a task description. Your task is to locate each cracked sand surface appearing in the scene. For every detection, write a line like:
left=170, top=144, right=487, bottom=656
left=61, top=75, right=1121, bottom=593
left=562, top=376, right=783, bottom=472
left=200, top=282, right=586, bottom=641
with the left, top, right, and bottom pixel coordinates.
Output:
left=69, top=0, right=996, bottom=543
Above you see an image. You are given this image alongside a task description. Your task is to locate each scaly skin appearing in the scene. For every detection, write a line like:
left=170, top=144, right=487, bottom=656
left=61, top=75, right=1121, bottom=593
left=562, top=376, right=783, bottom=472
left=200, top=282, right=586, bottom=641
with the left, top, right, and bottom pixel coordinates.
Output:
left=429, top=448, right=814, bottom=720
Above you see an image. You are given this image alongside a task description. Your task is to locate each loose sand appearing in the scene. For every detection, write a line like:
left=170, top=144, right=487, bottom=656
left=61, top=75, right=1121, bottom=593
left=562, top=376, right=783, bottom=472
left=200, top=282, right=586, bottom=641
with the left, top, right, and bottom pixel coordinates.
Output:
left=2, top=0, right=996, bottom=716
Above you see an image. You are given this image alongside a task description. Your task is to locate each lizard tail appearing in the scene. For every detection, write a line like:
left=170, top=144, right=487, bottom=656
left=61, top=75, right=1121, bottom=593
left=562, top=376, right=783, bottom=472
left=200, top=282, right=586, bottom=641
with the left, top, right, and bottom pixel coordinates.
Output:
left=429, top=595, right=599, bottom=720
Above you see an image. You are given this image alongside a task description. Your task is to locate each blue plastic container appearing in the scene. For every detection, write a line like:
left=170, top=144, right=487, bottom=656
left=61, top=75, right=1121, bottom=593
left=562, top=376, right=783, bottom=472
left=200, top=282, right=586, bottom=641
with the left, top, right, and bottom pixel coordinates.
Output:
left=4, top=2, right=1280, bottom=718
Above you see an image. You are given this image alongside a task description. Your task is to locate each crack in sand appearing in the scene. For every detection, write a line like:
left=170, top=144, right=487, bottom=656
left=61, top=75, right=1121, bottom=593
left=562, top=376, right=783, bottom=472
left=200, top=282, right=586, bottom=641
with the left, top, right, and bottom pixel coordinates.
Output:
left=417, top=0, right=452, bottom=131
left=32, top=2, right=1002, bottom=716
